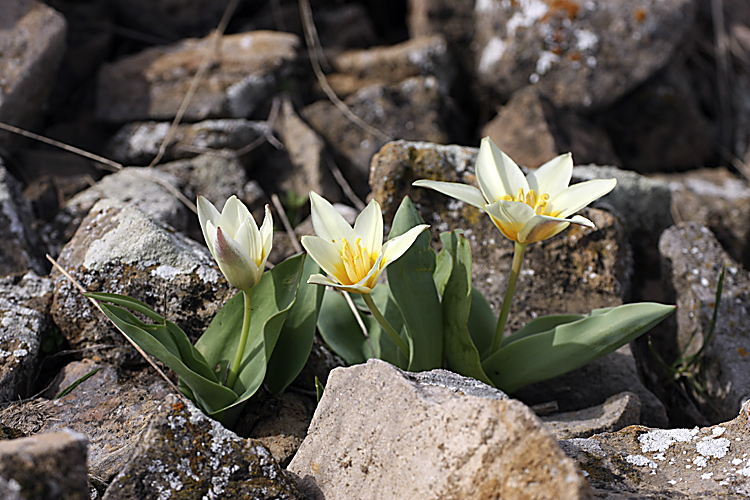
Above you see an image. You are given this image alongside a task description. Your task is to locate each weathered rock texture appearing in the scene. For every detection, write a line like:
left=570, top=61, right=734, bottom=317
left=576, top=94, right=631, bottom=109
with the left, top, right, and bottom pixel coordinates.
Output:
left=289, top=359, right=591, bottom=500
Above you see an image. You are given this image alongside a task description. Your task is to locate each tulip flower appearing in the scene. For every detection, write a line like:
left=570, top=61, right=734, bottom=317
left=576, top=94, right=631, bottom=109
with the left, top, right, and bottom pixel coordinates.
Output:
left=301, top=191, right=428, bottom=355
left=197, top=195, right=272, bottom=294
left=197, top=195, right=273, bottom=389
left=413, top=137, right=617, bottom=353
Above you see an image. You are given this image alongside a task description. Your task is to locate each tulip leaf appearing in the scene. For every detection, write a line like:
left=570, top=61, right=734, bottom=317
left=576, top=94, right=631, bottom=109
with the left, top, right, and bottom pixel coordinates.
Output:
left=467, top=286, right=496, bottom=360
left=482, top=302, right=677, bottom=393
left=194, top=253, right=305, bottom=422
left=439, top=231, right=493, bottom=386
left=387, top=196, right=443, bottom=371
left=265, top=255, right=324, bottom=394
left=84, top=293, right=237, bottom=416
left=499, top=313, right=586, bottom=348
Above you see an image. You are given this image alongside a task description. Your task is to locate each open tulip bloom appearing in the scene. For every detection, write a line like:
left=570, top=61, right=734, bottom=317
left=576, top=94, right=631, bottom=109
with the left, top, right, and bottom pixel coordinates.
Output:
left=302, top=191, right=428, bottom=356
left=414, top=137, right=617, bottom=353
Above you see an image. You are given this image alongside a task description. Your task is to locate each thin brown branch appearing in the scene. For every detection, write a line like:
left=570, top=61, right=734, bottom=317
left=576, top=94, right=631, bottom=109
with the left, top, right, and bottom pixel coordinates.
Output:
left=271, top=193, right=304, bottom=254
left=326, top=156, right=366, bottom=210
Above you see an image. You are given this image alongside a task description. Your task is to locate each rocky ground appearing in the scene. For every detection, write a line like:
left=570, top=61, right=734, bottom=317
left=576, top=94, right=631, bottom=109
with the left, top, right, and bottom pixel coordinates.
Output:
left=2, top=0, right=750, bottom=498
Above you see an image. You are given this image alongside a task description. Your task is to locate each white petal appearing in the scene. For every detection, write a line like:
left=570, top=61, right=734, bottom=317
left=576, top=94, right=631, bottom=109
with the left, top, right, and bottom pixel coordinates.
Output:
left=381, top=224, right=429, bottom=264
left=259, top=204, right=274, bottom=257
left=197, top=196, right=221, bottom=252
left=301, top=235, right=344, bottom=281
left=353, top=199, right=383, bottom=255
left=308, top=274, right=373, bottom=294
left=568, top=215, right=595, bottom=228
left=547, top=178, right=617, bottom=218
left=485, top=200, right=536, bottom=242
left=476, top=137, right=528, bottom=203
left=219, top=195, right=247, bottom=236
left=309, top=191, right=355, bottom=243
left=215, top=227, right=262, bottom=291
left=412, top=180, right=487, bottom=208
left=203, top=221, right=218, bottom=256
left=517, top=215, right=571, bottom=244
left=526, top=152, right=572, bottom=198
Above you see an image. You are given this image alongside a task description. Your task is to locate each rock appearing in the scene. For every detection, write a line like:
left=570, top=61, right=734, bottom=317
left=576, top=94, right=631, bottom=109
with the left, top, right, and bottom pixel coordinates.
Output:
left=600, top=62, right=714, bottom=172
left=333, top=35, right=456, bottom=94
left=110, top=0, right=232, bottom=40
left=481, top=86, right=619, bottom=169
left=658, top=222, right=750, bottom=423
left=653, top=167, right=750, bottom=268
left=0, top=429, right=89, bottom=500
left=45, top=167, right=190, bottom=257
left=304, top=76, right=453, bottom=185
left=288, top=359, right=591, bottom=500
left=0, top=163, right=47, bottom=276
left=0, top=359, right=173, bottom=483
left=562, top=400, right=750, bottom=499
left=102, top=395, right=304, bottom=499
left=541, top=391, right=641, bottom=440
left=0, top=0, right=67, bottom=152
left=96, top=31, right=299, bottom=123
left=105, top=119, right=269, bottom=165
left=0, top=477, right=22, bottom=500
left=0, top=272, right=53, bottom=403
left=473, top=0, right=696, bottom=110
left=50, top=199, right=232, bottom=364
left=407, top=0, right=476, bottom=56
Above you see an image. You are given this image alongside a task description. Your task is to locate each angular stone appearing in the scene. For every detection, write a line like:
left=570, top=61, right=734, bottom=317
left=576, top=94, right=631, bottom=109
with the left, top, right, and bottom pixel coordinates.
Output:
left=288, top=359, right=590, bottom=500
left=0, top=0, right=67, bottom=152
left=0, top=360, right=173, bottom=482
left=473, top=0, right=695, bottom=110
left=103, top=396, right=304, bottom=499
left=408, top=0, right=476, bottom=53
left=45, top=167, right=190, bottom=257
left=0, top=163, right=47, bottom=276
left=96, top=31, right=299, bottom=123
left=0, top=272, right=53, bottom=403
left=561, top=400, right=750, bottom=498
left=0, top=430, right=88, bottom=500
left=542, top=391, right=641, bottom=440
left=482, top=86, right=619, bottom=168
left=304, top=76, right=453, bottom=183
left=105, top=119, right=269, bottom=165
left=658, top=222, right=750, bottom=423
left=333, top=35, right=456, bottom=94
left=50, top=199, right=232, bottom=364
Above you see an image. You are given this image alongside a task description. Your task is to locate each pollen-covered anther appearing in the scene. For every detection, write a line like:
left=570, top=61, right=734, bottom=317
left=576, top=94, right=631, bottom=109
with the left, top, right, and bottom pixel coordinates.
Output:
left=339, top=238, right=376, bottom=285
left=502, top=188, right=551, bottom=215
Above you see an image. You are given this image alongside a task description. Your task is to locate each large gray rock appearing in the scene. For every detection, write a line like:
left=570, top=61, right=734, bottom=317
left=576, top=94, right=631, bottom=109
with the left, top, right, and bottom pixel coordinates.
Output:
left=50, top=199, right=232, bottom=364
left=103, top=395, right=304, bottom=499
left=0, top=430, right=89, bottom=500
left=288, top=359, right=591, bottom=500
left=0, top=272, right=53, bottom=403
left=562, top=400, right=750, bottom=499
left=0, top=164, right=47, bottom=276
left=96, top=31, right=299, bottom=123
left=541, top=391, right=641, bottom=440
left=0, top=0, right=67, bottom=152
left=473, top=0, right=696, bottom=110
left=659, top=222, right=750, bottom=423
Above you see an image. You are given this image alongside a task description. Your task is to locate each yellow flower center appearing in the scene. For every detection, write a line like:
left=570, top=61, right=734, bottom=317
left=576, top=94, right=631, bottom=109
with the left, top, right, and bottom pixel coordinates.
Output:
left=335, top=238, right=379, bottom=286
left=501, top=188, right=552, bottom=215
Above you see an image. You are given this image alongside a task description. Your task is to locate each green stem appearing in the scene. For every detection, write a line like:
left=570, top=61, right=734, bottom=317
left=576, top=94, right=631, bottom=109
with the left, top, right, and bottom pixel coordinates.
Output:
left=227, top=290, right=252, bottom=390
left=491, top=242, right=527, bottom=354
left=362, top=293, right=409, bottom=357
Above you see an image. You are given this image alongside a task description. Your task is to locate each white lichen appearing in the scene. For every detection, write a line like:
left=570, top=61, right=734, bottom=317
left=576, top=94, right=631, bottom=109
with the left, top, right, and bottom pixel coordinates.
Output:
left=639, top=428, right=697, bottom=453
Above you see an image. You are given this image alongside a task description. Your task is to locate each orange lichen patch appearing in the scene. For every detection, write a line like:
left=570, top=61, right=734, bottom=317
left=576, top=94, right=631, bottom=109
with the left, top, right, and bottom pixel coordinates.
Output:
left=543, top=0, right=580, bottom=21
left=634, top=7, right=647, bottom=22
left=737, top=347, right=749, bottom=357
left=172, top=401, right=185, bottom=411
left=569, top=51, right=582, bottom=61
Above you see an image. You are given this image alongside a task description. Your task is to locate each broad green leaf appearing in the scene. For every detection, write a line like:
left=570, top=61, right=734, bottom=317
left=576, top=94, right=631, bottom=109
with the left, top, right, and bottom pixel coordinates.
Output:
left=88, top=298, right=237, bottom=416
left=265, top=255, right=323, bottom=394
left=433, top=244, right=452, bottom=296
left=387, top=196, right=443, bottom=371
left=483, top=302, right=676, bottom=393
left=195, top=253, right=305, bottom=418
left=500, top=314, right=585, bottom=348
left=440, top=231, right=493, bottom=385
left=467, top=287, right=496, bottom=360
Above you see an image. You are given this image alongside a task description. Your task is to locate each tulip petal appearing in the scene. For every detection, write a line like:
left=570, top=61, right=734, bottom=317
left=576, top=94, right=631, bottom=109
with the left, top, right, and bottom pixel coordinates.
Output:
left=197, top=196, right=221, bottom=253
left=517, top=215, right=571, bottom=244
left=476, top=137, right=528, bottom=203
left=309, top=191, right=355, bottom=243
left=381, top=224, right=429, bottom=264
left=218, top=196, right=247, bottom=235
left=259, top=204, right=273, bottom=258
left=547, top=178, right=617, bottom=218
left=353, top=199, right=383, bottom=255
left=412, top=180, right=487, bottom=209
left=568, top=214, right=595, bottom=228
left=301, top=235, right=345, bottom=282
left=308, top=273, right=373, bottom=294
left=215, top=227, right=261, bottom=291
left=526, top=153, right=572, bottom=199
left=485, top=200, right=536, bottom=242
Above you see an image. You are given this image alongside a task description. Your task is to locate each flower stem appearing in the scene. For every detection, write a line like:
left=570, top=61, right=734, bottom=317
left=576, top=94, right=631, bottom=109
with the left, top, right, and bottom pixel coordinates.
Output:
left=491, top=242, right=527, bottom=354
left=362, top=293, right=409, bottom=357
left=227, top=290, right=252, bottom=390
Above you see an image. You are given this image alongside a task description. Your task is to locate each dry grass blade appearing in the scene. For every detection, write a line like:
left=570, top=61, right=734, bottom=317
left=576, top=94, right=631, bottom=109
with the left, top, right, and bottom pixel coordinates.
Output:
left=271, top=193, right=304, bottom=254
left=326, top=156, right=366, bottom=210
left=46, top=254, right=187, bottom=403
